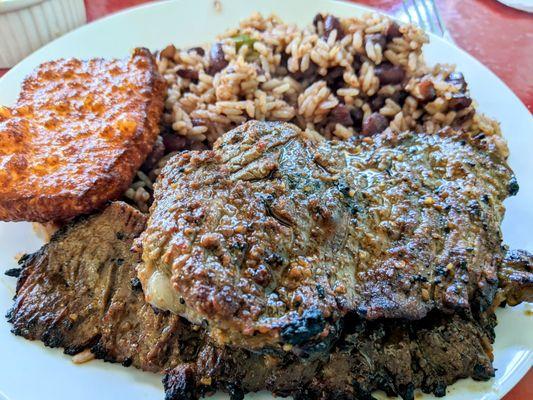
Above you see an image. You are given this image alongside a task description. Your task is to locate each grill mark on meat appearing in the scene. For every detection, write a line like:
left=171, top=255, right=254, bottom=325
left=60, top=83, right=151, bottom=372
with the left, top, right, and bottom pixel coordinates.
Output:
left=496, top=249, right=533, bottom=306
left=147, top=320, right=178, bottom=366
left=101, top=261, right=118, bottom=318
left=264, top=199, right=293, bottom=228
left=221, top=130, right=297, bottom=171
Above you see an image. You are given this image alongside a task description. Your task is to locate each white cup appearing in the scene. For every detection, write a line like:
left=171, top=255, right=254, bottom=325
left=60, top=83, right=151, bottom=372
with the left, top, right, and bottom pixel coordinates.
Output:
left=0, top=0, right=87, bottom=68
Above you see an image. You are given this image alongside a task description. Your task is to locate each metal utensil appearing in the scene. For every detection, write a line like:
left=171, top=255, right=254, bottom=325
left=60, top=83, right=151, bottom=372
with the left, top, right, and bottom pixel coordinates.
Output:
left=402, top=0, right=454, bottom=42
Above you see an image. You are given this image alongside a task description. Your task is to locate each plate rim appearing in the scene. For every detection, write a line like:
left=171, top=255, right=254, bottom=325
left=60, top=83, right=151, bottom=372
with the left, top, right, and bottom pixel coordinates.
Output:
left=0, top=1, right=531, bottom=399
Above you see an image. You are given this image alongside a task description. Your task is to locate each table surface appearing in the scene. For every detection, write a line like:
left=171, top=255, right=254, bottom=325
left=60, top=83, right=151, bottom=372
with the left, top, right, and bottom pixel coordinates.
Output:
left=0, top=0, right=531, bottom=398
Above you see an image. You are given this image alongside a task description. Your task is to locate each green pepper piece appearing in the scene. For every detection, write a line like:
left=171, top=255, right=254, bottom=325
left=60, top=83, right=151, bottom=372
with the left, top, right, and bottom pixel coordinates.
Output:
left=232, top=34, right=256, bottom=51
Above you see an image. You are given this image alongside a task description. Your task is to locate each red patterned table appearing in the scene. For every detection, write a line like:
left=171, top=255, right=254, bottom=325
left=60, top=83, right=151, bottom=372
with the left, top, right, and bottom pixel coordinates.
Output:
left=0, top=0, right=531, bottom=397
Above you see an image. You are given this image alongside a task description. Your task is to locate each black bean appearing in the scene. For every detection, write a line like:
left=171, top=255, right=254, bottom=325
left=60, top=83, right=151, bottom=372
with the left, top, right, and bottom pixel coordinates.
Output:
left=280, top=307, right=326, bottom=346
left=176, top=68, right=199, bottom=82
left=508, top=176, right=519, bottom=196
left=352, top=54, right=363, bottom=73
left=142, top=136, right=165, bottom=171
left=338, top=182, right=351, bottom=196
left=188, top=46, right=205, bottom=56
left=447, top=93, right=472, bottom=111
left=162, top=132, right=189, bottom=152
left=350, top=107, right=364, bottom=128
left=312, top=13, right=324, bottom=29
left=416, top=80, right=436, bottom=101
left=356, top=306, right=367, bottom=316
left=121, top=357, right=133, bottom=367
left=374, top=63, right=405, bottom=85
left=207, top=42, right=228, bottom=75
left=291, top=61, right=318, bottom=81
left=370, top=95, right=385, bottom=111
left=325, top=66, right=345, bottom=90
left=446, top=71, right=467, bottom=90
left=398, top=383, right=415, bottom=400
left=365, top=33, right=387, bottom=50
left=433, top=383, right=447, bottom=397
left=329, top=104, right=353, bottom=126
left=227, top=383, right=245, bottom=400
left=385, top=21, right=402, bottom=39
left=468, top=200, right=481, bottom=217
left=390, top=90, right=409, bottom=106
left=130, top=277, right=143, bottom=291
left=4, top=268, right=21, bottom=277
left=472, top=363, right=494, bottom=381
left=160, top=44, right=176, bottom=59
left=323, top=15, right=344, bottom=40
left=447, top=71, right=464, bottom=81
left=265, top=252, right=284, bottom=267
left=316, top=284, right=325, bottom=299
left=362, top=112, right=388, bottom=136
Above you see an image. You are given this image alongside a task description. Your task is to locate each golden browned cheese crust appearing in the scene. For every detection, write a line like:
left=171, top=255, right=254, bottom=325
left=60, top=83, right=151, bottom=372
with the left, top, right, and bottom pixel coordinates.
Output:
left=0, top=48, right=166, bottom=222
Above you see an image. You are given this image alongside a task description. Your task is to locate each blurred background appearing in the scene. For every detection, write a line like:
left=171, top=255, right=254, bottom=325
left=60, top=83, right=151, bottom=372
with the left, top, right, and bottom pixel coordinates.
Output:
left=2, top=0, right=529, bottom=109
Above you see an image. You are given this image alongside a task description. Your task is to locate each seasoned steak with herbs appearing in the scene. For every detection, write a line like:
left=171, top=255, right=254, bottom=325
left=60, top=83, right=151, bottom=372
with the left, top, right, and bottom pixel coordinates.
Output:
left=6, top=203, right=531, bottom=399
left=139, top=121, right=516, bottom=351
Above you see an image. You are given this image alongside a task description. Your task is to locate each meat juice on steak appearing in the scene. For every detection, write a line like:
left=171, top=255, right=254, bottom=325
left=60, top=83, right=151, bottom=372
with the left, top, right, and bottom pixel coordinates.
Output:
left=139, top=121, right=516, bottom=352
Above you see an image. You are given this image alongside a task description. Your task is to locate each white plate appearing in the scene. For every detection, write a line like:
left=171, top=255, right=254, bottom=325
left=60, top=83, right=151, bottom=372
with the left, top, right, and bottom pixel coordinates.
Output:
left=497, top=0, right=533, bottom=13
left=0, top=1, right=531, bottom=399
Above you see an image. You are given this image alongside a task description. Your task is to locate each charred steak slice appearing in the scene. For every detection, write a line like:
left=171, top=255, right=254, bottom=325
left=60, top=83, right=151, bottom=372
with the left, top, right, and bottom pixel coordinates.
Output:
left=496, top=249, right=533, bottom=306
left=7, top=202, right=202, bottom=372
left=6, top=208, right=531, bottom=400
left=166, top=252, right=532, bottom=400
left=3, top=214, right=521, bottom=400
left=139, top=121, right=516, bottom=351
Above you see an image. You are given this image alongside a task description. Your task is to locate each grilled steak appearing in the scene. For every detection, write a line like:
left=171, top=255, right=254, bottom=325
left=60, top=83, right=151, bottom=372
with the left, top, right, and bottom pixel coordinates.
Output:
left=0, top=48, right=165, bottom=222
left=139, top=121, right=516, bottom=350
left=7, top=202, right=201, bottom=372
left=7, top=202, right=531, bottom=399
left=164, top=311, right=498, bottom=400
